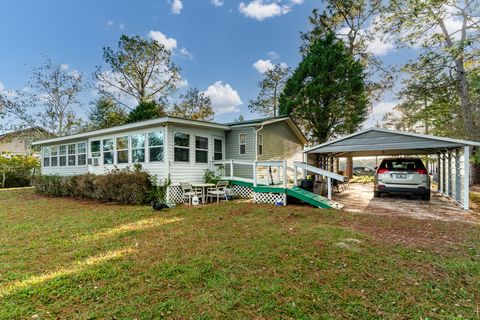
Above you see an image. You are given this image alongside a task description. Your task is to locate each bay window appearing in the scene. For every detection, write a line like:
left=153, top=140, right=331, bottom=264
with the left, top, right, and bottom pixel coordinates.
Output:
left=195, top=136, right=208, bottom=163
left=116, top=136, right=129, bottom=164
left=131, top=134, right=146, bottom=163
left=68, top=144, right=76, bottom=166
left=103, top=139, right=114, bottom=164
left=214, top=139, right=223, bottom=160
left=174, top=132, right=190, bottom=162
left=51, top=146, right=58, bottom=167
left=59, top=145, right=67, bottom=166
left=42, top=146, right=50, bottom=167
left=148, top=131, right=164, bottom=162
left=77, top=142, right=87, bottom=166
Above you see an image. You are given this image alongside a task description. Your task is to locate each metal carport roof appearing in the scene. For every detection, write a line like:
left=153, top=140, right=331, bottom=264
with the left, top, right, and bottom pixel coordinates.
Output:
left=304, top=127, right=480, bottom=157
left=304, top=127, right=480, bottom=210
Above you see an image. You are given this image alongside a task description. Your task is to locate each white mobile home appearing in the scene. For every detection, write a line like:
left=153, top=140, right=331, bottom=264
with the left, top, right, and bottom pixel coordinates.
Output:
left=32, top=115, right=310, bottom=204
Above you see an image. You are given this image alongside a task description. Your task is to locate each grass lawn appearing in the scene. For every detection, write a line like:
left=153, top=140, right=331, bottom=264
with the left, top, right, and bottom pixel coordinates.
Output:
left=1, top=189, right=479, bottom=319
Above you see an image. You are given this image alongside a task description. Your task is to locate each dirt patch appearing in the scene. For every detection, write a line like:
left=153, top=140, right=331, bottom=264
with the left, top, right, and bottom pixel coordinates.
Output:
left=335, top=183, right=480, bottom=224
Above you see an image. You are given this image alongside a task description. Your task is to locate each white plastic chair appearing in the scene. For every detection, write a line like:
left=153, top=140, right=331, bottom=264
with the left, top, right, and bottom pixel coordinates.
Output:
left=207, top=181, right=229, bottom=203
left=180, top=182, right=202, bottom=205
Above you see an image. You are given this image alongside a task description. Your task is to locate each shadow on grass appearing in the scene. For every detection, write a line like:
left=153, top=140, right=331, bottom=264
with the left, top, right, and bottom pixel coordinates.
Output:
left=0, top=247, right=136, bottom=298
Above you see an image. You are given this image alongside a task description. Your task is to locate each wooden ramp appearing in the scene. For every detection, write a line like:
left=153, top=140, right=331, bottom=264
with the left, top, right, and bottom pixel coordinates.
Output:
left=227, top=180, right=342, bottom=209
left=286, top=186, right=342, bottom=209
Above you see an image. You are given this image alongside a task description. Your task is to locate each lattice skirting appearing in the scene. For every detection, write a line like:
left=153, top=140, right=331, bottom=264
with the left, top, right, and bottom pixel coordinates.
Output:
left=233, top=185, right=253, bottom=199
left=253, top=192, right=287, bottom=206
left=168, top=184, right=184, bottom=203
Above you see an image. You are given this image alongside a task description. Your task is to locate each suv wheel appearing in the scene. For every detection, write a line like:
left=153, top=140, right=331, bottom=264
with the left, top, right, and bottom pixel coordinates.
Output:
left=374, top=191, right=381, bottom=198
left=421, top=193, right=431, bottom=201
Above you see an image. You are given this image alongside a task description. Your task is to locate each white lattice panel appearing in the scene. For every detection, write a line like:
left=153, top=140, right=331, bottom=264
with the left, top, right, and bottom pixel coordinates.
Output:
left=233, top=185, right=253, bottom=199
left=253, top=192, right=286, bottom=206
left=168, top=184, right=184, bottom=203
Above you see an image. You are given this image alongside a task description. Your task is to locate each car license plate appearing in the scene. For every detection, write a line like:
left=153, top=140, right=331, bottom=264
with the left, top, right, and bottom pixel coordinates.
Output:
left=396, top=173, right=407, bottom=179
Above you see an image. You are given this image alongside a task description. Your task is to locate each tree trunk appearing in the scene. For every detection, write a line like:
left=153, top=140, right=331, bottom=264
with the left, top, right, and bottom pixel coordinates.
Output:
left=345, top=157, right=353, bottom=179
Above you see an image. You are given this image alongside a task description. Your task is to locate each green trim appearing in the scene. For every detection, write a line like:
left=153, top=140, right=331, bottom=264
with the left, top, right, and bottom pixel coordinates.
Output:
left=286, top=186, right=334, bottom=209
left=226, top=180, right=254, bottom=187
left=252, top=186, right=286, bottom=193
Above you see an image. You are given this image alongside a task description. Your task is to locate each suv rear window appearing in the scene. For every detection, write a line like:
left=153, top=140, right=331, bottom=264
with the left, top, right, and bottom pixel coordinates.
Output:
left=379, top=159, right=426, bottom=171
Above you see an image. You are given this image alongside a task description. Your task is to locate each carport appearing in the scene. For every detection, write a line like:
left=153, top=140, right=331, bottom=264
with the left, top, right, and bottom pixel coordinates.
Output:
left=304, top=127, right=480, bottom=210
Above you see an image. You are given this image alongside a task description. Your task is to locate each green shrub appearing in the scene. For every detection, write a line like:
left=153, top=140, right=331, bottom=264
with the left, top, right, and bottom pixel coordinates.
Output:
left=33, top=166, right=156, bottom=204
left=0, top=153, right=40, bottom=188
left=204, top=168, right=222, bottom=184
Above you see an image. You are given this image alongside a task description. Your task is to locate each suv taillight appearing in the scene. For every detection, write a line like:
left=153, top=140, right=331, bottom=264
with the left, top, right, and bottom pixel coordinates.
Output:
left=415, top=169, right=428, bottom=175
left=377, top=168, right=389, bottom=174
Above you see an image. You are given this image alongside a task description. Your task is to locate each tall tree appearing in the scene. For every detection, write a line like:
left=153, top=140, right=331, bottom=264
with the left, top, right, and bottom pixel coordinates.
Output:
left=249, top=64, right=291, bottom=117
left=170, top=88, right=214, bottom=120
left=280, top=33, right=368, bottom=143
left=126, top=100, right=166, bottom=123
left=87, top=97, right=128, bottom=130
left=0, top=57, right=84, bottom=138
left=95, top=35, right=181, bottom=109
left=303, top=1, right=390, bottom=177
left=303, top=0, right=391, bottom=102
left=382, top=0, right=480, bottom=183
left=382, top=0, right=480, bottom=140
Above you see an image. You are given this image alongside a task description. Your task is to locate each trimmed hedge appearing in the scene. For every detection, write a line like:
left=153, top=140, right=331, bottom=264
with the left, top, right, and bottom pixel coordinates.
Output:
left=33, top=167, right=156, bottom=204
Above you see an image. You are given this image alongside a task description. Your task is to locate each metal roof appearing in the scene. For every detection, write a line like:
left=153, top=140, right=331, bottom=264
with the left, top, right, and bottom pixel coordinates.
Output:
left=305, top=127, right=480, bottom=157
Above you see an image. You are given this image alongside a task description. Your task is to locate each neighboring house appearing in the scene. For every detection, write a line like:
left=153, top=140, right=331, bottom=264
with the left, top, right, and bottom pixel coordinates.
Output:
left=0, top=128, right=50, bottom=155
left=32, top=115, right=307, bottom=185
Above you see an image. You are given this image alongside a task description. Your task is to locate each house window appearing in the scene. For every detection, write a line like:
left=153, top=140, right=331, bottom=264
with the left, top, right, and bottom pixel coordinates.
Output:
left=239, top=133, right=246, bottom=155
left=116, top=136, right=129, bottom=164
left=148, top=131, right=164, bottom=162
left=214, top=139, right=223, bottom=160
left=90, top=140, right=100, bottom=157
left=68, top=143, right=76, bottom=166
left=42, top=147, right=50, bottom=167
left=77, top=142, right=87, bottom=166
left=174, top=132, right=190, bottom=162
left=51, top=146, right=58, bottom=167
left=103, top=139, right=114, bottom=164
left=195, top=136, right=208, bottom=163
left=59, top=145, right=67, bottom=166
left=257, top=134, right=263, bottom=155
left=131, top=134, right=146, bottom=163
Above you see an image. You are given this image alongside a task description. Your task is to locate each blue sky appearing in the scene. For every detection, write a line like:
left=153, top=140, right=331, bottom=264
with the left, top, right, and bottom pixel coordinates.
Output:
left=0, top=0, right=413, bottom=128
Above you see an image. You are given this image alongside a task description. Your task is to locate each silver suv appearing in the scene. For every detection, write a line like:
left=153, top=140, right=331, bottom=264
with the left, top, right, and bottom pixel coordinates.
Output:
left=374, top=158, right=430, bottom=200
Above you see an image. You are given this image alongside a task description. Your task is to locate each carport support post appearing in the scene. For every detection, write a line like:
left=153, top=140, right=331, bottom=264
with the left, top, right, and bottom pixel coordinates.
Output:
left=437, top=154, right=441, bottom=192
left=447, top=151, right=452, bottom=197
left=463, top=146, right=470, bottom=210
left=441, top=152, right=446, bottom=195
left=455, top=148, right=461, bottom=202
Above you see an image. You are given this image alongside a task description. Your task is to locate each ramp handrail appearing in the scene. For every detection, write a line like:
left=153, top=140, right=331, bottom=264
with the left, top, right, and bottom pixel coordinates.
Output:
left=293, top=161, right=347, bottom=200
left=293, top=162, right=346, bottom=182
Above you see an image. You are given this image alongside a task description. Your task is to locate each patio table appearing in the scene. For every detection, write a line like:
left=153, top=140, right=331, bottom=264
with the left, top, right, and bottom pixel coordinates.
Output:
left=191, top=183, right=215, bottom=204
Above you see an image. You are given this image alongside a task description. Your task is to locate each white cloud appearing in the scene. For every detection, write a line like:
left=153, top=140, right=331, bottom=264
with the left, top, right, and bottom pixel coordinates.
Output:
left=119, top=23, right=125, bottom=30
left=180, top=47, right=193, bottom=60
left=60, top=64, right=69, bottom=70
left=253, top=59, right=288, bottom=74
left=148, top=31, right=177, bottom=51
left=211, top=0, right=224, bottom=6
left=172, top=0, right=183, bottom=14
left=362, top=101, right=399, bottom=127
left=366, top=37, right=395, bottom=56
left=239, top=1, right=288, bottom=20
left=238, top=0, right=303, bottom=21
left=0, top=81, right=5, bottom=92
left=253, top=59, right=274, bottom=73
left=176, top=78, right=189, bottom=88
left=203, top=81, right=243, bottom=114
left=267, top=51, right=279, bottom=60
left=106, top=20, right=114, bottom=27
